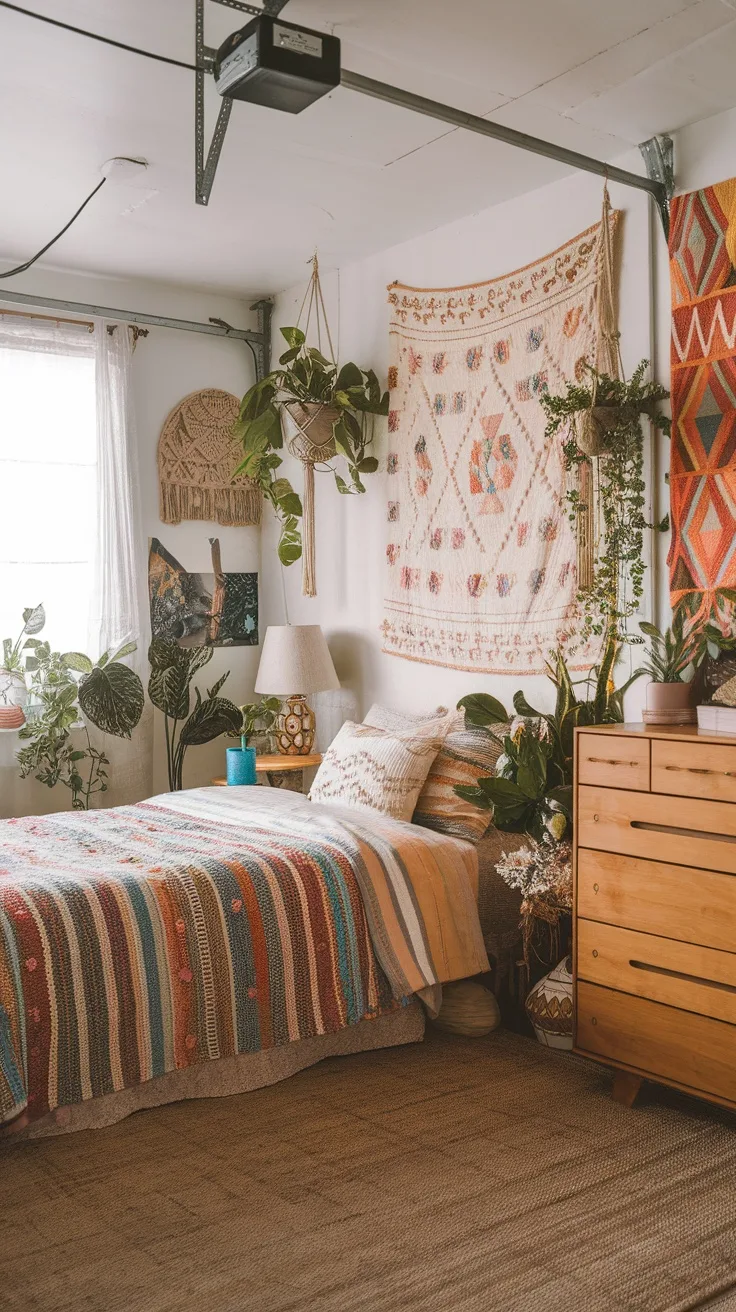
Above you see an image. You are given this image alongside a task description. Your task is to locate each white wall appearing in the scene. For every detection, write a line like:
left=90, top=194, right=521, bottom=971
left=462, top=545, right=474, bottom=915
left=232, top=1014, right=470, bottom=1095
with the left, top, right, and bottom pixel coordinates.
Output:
left=263, top=107, right=736, bottom=723
left=0, top=267, right=259, bottom=816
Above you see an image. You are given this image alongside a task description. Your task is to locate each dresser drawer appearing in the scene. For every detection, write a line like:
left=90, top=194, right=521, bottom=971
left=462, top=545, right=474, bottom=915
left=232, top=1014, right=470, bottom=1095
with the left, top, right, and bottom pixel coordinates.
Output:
left=652, top=738, right=736, bottom=804
left=578, top=785, right=736, bottom=875
left=576, top=981, right=736, bottom=1105
left=577, top=734, right=650, bottom=792
left=577, top=849, right=736, bottom=953
left=577, top=919, right=736, bottom=1024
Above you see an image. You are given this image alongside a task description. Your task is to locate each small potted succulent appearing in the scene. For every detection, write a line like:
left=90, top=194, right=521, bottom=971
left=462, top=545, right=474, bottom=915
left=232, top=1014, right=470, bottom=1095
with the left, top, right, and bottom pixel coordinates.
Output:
left=640, top=602, right=736, bottom=722
left=226, top=697, right=281, bottom=786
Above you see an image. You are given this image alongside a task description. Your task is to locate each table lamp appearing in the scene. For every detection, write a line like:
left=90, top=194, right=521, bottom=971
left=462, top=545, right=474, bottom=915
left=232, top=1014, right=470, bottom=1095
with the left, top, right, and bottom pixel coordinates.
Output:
left=254, top=624, right=340, bottom=755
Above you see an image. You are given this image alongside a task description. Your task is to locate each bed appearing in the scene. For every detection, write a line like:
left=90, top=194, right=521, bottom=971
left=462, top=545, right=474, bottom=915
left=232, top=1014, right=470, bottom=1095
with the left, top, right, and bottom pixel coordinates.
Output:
left=0, top=786, right=489, bottom=1137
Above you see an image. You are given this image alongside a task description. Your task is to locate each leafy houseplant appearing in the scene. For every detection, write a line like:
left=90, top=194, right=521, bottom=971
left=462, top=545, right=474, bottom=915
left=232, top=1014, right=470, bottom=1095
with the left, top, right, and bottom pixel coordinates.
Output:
left=16, top=638, right=145, bottom=810
left=148, top=639, right=242, bottom=792
left=639, top=597, right=736, bottom=719
left=234, top=326, right=388, bottom=567
left=1, top=603, right=46, bottom=708
left=455, top=628, right=641, bottom=842
left=540, top=359, right=671, bottom=642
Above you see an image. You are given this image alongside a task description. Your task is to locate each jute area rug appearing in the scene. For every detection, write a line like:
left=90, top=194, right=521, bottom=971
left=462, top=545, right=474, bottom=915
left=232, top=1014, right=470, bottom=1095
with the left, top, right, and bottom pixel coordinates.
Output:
left=2, top=1028, right=736, bottom=1312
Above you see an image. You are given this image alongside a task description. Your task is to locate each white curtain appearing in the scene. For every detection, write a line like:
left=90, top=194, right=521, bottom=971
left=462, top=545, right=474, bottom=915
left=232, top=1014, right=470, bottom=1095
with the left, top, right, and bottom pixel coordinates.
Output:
left=89, top=321, right=152, bottom=806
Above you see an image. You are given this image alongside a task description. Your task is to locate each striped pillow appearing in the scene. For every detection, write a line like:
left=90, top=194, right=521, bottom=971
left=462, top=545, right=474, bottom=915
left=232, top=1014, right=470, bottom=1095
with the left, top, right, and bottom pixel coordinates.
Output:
left=309, top=720, right=445, bottom=822
left=413, top=723, right=505, bottom=844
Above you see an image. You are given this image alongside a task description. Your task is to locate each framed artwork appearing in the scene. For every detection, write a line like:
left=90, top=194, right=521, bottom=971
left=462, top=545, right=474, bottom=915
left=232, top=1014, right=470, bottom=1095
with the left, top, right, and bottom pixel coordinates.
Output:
left=148, top=537, right=258, bottom=647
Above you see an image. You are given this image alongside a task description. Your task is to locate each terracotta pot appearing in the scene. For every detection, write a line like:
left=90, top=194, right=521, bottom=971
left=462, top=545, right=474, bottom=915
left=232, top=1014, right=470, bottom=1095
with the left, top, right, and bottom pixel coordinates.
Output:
left=643, top=680, right=696, bottom=725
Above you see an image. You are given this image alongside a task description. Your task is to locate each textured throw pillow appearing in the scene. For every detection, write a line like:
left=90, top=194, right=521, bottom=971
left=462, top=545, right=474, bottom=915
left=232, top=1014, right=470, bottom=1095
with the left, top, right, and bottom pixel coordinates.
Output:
left=363, top=703, right=449, bottom=733
left=309, top=720, right=446, bottom=822
left=413, top=720, right=507, bottom=844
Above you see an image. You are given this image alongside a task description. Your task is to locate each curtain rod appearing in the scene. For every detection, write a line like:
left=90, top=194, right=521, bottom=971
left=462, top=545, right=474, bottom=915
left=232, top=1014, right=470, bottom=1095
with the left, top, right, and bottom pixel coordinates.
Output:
left=0, top=306, right=151, bottom=340
left=0, top=289, right=266, bottom=344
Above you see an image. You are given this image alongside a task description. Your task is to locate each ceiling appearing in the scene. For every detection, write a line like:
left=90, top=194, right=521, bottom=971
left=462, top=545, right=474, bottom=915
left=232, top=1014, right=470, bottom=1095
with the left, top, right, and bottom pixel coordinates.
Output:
left=1, top=0, right=736, bottom=296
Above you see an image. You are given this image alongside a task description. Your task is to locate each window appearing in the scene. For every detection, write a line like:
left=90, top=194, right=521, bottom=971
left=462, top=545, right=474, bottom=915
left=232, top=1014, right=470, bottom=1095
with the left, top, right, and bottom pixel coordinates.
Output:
left=0, top=329, right=97, bottom=655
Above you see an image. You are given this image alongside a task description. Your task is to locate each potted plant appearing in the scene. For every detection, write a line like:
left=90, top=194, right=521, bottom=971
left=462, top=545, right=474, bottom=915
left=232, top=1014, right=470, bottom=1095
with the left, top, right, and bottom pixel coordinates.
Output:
left=234, top=325, right=388, bottom=570
left=226, top=696, right=281, bottom=785
left=638, top=602, right=736, bottom=722
left=541, top=359, right=670, bottom=641
left=16, top=636, right=145, bottom=810
left=1, top=604, right=45, bottom=715
left=148, top=639, right=242, bottom=791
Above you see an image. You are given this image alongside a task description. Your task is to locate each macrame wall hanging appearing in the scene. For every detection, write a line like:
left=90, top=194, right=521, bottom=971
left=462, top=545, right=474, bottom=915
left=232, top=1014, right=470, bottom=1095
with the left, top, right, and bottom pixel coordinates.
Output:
left=572, top=185, right=621, bottom=591
left=281, top=255, right=340, bottom=597
left=158, top=388, right=261, bottom=527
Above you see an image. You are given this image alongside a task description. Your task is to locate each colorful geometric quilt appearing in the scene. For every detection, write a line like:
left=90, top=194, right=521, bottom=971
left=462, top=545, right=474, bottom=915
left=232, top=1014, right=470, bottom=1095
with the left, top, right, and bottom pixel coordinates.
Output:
left=0, top=787, right=487, bottom=1127
left=669, top=177, right=736, bottom=619
left=383, top=221, right=611, bottom=675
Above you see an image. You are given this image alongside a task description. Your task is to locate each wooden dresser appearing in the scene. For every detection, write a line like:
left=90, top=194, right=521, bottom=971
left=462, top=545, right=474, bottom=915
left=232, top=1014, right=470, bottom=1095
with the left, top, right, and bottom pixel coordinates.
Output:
left=574, top=723, right=736, bottom=1110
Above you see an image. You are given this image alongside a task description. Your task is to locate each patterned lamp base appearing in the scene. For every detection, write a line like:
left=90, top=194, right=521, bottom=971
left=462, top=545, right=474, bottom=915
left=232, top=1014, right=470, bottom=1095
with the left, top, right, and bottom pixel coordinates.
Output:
left=276, top=695, right=316, bottom=756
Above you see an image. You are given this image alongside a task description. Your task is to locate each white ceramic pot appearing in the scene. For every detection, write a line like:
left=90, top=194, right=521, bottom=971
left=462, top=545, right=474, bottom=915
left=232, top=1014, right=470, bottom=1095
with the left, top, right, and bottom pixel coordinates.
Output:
left=525, top=955, right=573, bottom=1050
left=0, top=667, right=27, bottom=710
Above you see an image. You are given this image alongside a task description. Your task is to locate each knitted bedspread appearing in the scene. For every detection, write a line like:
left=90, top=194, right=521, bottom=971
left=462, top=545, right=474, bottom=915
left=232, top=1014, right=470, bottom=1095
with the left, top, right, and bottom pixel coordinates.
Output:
left=0, top=787, right=487, bottom=1127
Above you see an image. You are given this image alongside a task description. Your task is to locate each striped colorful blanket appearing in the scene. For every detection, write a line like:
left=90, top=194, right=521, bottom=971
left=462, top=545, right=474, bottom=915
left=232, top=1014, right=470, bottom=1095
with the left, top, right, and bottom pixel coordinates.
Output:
left=0, top=787, right=488, bottom=1127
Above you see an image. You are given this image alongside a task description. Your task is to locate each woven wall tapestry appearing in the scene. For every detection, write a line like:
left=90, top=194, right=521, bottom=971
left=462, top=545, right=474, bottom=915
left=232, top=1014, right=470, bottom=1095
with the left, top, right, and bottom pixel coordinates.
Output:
left=148, top=537, right=258, bottom=647
left=383, top=219, right=613, bottom=674
left=669, top=178, right=736, bottom=621
left=158, top=388, right=261, bottom=527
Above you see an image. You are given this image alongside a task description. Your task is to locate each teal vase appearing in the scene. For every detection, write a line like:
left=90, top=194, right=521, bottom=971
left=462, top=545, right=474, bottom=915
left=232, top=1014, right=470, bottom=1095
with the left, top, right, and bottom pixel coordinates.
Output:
left=226, top=745, right=257, bottom=785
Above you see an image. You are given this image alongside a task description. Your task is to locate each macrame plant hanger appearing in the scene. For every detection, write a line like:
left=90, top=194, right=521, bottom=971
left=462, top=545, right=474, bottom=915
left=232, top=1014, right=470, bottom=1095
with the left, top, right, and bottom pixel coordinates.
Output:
left=283, top=254, right=339, bottom=597
left=574, top=182, right=622, bottom=593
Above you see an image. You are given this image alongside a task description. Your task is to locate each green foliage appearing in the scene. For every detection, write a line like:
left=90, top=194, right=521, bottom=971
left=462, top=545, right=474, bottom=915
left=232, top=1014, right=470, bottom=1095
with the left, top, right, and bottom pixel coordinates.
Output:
left=148, top=639, right=242, bottom=791
left=232, top=696, right=281, bottom=751
left=17, top=637, right=145, bottom=810
left=540, top=359, right=671, bottom=642
left=455, top=628, right=641, bottom=842
left=2, top=603, right=46, bottom=674
left=234, top=326, right=389, bottom=567
left=639, top=591, right=736, bottom=683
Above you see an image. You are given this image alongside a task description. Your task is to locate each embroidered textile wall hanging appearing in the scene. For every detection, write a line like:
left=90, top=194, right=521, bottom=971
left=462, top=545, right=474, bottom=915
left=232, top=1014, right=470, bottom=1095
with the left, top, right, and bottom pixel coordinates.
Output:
left=158, top=388, right=261, bottom=527
left=148, top=537, right=258, bottom=647
left=383, top=220, right=612, bottom=674
left=669, top=178, right=736, bottom=621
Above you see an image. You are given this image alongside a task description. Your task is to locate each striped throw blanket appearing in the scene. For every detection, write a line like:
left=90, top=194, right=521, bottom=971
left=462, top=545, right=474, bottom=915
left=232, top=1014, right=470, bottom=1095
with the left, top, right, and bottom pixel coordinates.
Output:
left=0, top=787, right=488, bottom=1127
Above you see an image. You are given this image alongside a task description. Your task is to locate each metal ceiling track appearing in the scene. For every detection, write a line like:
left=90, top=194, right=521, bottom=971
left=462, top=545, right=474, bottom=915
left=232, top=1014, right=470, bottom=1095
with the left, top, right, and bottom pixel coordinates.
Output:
left=195, top=2, right=674, bottom=233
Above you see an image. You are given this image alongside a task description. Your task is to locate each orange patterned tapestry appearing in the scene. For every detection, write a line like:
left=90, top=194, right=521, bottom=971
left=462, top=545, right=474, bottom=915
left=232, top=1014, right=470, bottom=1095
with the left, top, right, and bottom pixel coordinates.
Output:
left=383, top=221, right=611, bottom=675
left=669, top=177, right=736, bottom=620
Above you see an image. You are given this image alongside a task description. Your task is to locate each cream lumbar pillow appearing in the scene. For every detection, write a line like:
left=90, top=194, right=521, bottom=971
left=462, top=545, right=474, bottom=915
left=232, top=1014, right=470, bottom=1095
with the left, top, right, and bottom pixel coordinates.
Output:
left=308, top=720, right=447, bottom=822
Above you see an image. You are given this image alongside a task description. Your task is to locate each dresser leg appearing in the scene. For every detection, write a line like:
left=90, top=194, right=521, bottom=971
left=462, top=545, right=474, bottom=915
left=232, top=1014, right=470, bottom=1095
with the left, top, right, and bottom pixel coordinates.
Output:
left=612, top=1070, right=643, bottom=1107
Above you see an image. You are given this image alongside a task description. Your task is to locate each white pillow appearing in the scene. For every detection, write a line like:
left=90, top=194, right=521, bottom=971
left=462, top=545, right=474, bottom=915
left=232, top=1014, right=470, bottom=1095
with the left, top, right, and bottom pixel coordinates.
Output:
left=309, top=719, right=447, bottom=822
left=363, top=703, right=449, bottom=733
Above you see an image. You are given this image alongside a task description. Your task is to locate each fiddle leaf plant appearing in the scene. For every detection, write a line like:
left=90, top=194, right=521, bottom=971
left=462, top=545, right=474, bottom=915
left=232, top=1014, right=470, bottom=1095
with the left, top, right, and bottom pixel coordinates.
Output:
left=16, top=637, right=145, bottom=810
left=234, top=326, right=388, bottom=566
left=148, top=639, right=242, bottom=791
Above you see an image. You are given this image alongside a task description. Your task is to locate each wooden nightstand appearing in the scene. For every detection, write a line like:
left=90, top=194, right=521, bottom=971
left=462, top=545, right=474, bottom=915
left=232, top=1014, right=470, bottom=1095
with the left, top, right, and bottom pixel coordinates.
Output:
left=212, top=753, right=322, bottom=794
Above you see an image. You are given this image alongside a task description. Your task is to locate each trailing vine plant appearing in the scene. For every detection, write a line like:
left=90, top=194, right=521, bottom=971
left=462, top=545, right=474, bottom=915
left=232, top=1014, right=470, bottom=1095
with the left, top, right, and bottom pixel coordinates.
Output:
left=540, top=358, right=670, bottom=642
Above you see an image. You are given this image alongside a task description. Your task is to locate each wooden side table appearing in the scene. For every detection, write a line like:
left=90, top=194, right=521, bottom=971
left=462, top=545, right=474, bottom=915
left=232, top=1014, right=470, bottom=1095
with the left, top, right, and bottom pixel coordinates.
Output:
left=212, top=753, right=322, bottom=794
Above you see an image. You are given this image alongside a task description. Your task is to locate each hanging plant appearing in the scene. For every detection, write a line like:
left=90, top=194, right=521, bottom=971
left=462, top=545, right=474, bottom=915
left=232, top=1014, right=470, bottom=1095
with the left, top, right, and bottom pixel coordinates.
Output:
left=540, top=358, right=671, bottom=641
left=234, top=256, right=389, bottom=595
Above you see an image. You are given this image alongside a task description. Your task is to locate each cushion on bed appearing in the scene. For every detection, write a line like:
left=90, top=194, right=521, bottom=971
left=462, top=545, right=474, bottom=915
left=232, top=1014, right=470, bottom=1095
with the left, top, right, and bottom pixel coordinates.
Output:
left=363, top=702, right=449, bottom=733
left=413, top=720, right=507, bottom=844
left=309, top=719, right=447, bottom=821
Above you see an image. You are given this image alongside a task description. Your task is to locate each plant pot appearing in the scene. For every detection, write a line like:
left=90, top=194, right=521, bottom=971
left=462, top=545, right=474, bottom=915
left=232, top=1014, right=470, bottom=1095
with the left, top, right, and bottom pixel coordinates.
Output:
left=642, top=680, right=696, bottom=725
left=226, top=745, right=257, bottom=786
left=525, top=955, right=573, bottom=1050
left=0, top=668, right=27, bottom=710
left=282, top=401, right=338, bottom=464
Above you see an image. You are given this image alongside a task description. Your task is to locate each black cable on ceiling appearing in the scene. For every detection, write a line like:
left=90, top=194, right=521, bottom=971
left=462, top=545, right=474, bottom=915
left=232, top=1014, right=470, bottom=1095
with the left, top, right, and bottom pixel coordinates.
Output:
left=0, top=1, right=204, bottom=71
left=0, top=177, right=107, bottom=279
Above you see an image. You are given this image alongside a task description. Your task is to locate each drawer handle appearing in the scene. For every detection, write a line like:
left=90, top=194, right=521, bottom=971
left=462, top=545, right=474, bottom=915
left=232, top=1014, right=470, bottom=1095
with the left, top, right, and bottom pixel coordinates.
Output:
left=631, top=820, right=736, bottom=845
left=630, top=958, right=736, bottom=995
left=664, top=764, right=736, bottom=779
left=587, top=757, right=641, bottom=768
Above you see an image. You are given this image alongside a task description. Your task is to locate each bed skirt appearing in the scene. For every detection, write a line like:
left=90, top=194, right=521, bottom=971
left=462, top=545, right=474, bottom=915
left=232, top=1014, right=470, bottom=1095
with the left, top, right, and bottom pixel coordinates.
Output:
left=13, top=1001, right=425, bottom=1140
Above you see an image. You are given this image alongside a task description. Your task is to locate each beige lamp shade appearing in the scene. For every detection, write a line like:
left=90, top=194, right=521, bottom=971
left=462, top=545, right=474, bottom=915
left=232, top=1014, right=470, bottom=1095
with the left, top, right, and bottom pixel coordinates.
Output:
left=254, top=625, right=340, bottom=696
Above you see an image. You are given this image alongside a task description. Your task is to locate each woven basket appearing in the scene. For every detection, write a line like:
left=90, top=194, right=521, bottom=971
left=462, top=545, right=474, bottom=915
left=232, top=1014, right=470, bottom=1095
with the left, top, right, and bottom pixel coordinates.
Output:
left=432, top=981, right=501, bottom=1038
left=282, top=401, right=338, bottom=463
